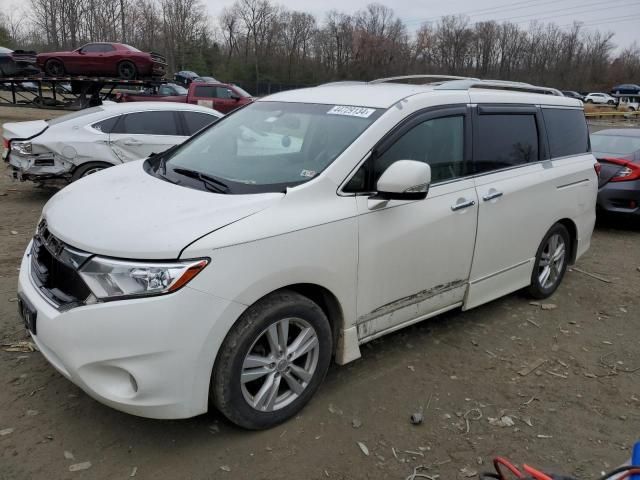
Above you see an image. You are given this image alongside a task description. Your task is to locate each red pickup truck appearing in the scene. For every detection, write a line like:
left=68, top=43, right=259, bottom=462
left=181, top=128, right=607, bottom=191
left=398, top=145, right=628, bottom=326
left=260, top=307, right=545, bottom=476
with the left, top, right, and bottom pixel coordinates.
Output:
left=117, top=81, right=254, bottom=114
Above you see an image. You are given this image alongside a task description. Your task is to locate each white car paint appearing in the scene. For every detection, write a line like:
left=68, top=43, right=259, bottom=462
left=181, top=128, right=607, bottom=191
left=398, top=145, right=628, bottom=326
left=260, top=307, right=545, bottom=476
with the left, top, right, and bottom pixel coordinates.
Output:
left=2, top=102, right=222, bottom=183
left=17, top=81, right=597, bottom=420
left=584, top=92, right=617, bottom=104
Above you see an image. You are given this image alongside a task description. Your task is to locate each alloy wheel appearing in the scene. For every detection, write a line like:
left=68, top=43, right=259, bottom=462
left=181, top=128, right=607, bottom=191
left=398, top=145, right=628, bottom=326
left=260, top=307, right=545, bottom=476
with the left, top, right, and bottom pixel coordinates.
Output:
left=537, top=233, right=566, bottom=290
left=240, top=317, right=319, bottom=412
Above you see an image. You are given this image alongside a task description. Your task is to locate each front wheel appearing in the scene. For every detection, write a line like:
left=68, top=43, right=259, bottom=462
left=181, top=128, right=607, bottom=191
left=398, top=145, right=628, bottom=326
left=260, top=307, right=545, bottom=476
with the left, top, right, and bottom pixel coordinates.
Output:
left=607, top=100, right=615, bottom=105
left=45, top=59, right=65, bottom=77
left=528, top=223, right=570, bottom=299
left=585, top=99, right=592, bottom=103
left=211, top=290, right=332, bottom=430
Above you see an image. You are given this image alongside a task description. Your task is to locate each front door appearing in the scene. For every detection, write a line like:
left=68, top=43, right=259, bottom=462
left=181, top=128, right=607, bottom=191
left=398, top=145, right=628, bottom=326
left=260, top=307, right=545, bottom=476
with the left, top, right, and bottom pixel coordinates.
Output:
left=350, top=107, right=478, bottom=341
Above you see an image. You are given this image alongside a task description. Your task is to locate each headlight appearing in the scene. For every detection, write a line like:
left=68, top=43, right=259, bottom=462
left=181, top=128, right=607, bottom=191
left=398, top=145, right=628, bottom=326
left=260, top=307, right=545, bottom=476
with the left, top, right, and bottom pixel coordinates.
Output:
left=78, top=257, right=209, bottom=300
left=12, top=141, right=32, bottom=155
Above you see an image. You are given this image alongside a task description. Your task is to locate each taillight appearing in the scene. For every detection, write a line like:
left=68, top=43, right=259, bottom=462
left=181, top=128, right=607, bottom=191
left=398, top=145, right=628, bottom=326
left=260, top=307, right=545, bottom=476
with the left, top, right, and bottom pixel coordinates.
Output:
left=2, top=138, right=9, bottom=150
left=602, top=157, right=640, bottom=182
left=594, top=162, right=601, bottom=177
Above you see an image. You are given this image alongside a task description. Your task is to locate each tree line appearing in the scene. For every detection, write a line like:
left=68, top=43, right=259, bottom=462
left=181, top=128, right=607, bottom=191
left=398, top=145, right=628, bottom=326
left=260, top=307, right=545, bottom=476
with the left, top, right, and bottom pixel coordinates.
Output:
left=1, top=0, right=639, bottom=94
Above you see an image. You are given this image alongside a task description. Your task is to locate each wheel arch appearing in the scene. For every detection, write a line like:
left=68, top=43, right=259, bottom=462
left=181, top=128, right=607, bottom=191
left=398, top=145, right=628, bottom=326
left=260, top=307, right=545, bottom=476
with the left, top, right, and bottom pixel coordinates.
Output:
left=556, top=218, right=578, bottom=264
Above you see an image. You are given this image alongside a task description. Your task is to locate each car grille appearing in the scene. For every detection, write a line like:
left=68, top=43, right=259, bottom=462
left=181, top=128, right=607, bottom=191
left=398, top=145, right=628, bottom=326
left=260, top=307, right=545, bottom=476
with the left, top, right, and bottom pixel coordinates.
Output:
left=30, top=220, right=92, bottom=310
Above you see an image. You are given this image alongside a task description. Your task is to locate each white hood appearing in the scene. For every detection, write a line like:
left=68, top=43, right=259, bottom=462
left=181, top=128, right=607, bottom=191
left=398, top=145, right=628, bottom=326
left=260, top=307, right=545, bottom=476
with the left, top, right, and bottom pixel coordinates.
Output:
left=2, top=120, right=48, bottom=140
left=43, top=161, right=283, bottom=259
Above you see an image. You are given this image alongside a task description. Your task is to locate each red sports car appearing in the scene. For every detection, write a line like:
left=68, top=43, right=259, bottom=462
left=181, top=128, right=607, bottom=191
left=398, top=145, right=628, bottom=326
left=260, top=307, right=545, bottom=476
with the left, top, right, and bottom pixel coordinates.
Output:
left=36, top=43, right=167, bottom=80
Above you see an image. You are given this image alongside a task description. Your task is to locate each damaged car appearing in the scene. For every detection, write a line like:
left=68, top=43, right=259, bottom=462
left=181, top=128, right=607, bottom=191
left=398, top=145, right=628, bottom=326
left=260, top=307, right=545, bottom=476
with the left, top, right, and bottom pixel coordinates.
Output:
left=2, top=102, right=222, bottom=186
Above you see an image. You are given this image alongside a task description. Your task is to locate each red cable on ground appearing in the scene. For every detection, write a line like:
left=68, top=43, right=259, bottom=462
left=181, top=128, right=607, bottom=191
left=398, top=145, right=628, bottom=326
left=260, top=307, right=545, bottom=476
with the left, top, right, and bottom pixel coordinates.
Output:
left=614, top=469, right=640, bottom=480
left=493, top=457, right=525, bottom=479
left=523, top=464, right=554, bottom=480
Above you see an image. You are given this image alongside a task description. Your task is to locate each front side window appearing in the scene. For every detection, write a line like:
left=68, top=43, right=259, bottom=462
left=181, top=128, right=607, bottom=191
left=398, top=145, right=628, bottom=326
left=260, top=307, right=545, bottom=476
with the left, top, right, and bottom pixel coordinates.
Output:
left=216, top=87, right=232, bottom=99
left=543, top=108, right=589, bottom=158
left=158, top=102, right=382, bottom=193
left=374, top=116, right=465, bottom=184
left=80, top=44, right=101, bottom=53
left=112, top=111, right=179, bottom=136
left=182, top=112, right=218, bottom=135
left=474, top=114, right=538, bottom=173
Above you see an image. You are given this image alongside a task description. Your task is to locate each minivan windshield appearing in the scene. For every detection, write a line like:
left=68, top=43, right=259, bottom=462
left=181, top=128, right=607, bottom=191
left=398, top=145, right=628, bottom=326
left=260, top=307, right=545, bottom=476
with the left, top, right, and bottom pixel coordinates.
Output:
left=158, top=101, right=382, bottom=194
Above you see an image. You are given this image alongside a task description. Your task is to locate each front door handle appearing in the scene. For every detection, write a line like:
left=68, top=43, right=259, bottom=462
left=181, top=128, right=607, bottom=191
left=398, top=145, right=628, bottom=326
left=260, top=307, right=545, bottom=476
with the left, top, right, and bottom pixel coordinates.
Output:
left=451, top=199, right=476, bottom=211
left=122, top=139, right=142, bottom=146
left=482, top=191, right=503, bottom=201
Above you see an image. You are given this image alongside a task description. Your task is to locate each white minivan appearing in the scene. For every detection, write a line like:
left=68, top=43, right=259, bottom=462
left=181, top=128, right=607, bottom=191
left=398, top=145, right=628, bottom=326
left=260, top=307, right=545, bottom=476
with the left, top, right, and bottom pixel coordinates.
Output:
left=17, top=76, right=598, bottom=429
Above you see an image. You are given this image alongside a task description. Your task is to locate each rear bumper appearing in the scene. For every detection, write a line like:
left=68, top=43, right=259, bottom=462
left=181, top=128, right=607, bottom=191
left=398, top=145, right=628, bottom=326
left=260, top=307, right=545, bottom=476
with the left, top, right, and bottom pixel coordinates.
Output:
left=597, top=179, right=640, bottom=217
left=6, top=153, right=72, bottom=182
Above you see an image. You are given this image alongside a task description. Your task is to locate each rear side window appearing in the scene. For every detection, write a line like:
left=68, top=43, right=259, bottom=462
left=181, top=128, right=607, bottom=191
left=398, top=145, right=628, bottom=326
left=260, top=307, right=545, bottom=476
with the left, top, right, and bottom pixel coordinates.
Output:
left=194, top=85, right=216, bottom=98
left=182, top=112, right=217, bottom=135
left=474, top=114, right=538, bottom=172
left=92, top=115, right=119, bottom=133
left=543, top=108, right=589, bottom=158
left=112, top=111, right=179, bottom=135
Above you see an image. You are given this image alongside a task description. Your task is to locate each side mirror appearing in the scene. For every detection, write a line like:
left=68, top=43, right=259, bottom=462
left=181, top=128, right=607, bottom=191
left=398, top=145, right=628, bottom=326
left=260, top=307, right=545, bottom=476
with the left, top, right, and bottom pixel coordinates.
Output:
left=230, top=93, right=241, bottom=101
left=375, top=160, right=431, bottom=201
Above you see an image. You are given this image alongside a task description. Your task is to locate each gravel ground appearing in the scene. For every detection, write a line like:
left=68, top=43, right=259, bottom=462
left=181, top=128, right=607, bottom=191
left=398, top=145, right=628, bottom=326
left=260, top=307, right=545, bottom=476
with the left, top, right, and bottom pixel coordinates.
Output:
left=1, top=106, right=639, bottom=480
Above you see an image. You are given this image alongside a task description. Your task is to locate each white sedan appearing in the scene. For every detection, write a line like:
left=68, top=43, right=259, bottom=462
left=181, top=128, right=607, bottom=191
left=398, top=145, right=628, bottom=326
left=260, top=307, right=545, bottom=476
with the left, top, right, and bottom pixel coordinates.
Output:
left=2, top=102, right=222, bottom=185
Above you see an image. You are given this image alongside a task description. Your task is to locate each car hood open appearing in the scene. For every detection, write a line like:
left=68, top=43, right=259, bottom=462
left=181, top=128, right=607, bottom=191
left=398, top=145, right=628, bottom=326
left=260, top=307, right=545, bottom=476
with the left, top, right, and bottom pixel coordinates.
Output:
left=42, top=161, right=283, bottom=259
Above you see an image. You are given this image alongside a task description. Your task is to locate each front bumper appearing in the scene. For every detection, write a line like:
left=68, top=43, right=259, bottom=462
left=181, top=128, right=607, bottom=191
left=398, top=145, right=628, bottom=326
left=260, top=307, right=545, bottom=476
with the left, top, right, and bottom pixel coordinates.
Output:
left=17, top=247, right=246, bottom=419
left=597, top=179, right=640, bottom=217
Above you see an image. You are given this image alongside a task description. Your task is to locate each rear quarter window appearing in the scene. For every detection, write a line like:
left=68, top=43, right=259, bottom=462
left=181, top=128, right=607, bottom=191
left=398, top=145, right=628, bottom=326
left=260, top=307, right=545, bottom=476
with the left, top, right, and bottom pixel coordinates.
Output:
left=543, top=108, right=589, bottom=158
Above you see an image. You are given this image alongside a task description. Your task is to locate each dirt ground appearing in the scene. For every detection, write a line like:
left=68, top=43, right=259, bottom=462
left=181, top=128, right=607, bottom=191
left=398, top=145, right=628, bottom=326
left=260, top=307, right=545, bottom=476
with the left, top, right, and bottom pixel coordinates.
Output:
left=1, top=106, right=639, bottom=480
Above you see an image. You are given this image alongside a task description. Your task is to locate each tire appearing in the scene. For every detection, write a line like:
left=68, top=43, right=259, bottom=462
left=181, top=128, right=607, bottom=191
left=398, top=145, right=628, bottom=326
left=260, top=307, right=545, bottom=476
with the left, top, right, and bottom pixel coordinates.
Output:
left=585, top=99, right=592, bottom=103
left=45, top=59, right=65, bottom=77
left=117, top=61, right=137, bottom=80
left=212, top=290, right=332, bottom=430
left=527, top=223, right=570, bottom=299
left=70, top=162, right=112, bottom=182
left=607, top=100, right=615, bottom=105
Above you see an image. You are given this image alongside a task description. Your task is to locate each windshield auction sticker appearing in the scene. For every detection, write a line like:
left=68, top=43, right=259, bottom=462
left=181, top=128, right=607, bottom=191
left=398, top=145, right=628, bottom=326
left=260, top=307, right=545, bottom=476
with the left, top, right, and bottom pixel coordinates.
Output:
left=327, top=105, right=376, bottom=118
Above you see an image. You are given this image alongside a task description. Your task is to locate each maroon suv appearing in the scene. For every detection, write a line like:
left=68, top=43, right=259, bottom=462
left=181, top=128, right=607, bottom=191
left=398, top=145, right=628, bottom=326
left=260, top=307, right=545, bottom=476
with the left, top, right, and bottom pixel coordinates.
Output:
left=36, top=43, right=167, bottom=80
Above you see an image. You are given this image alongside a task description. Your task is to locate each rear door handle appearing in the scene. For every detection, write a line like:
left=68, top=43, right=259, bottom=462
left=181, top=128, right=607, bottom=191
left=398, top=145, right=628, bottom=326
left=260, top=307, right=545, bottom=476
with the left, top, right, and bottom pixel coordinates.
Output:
left=122, top=139, right=142, bottom=146
left=482, top=191, right=503, bottom=201
left=451, top=199, right=476, bottom=211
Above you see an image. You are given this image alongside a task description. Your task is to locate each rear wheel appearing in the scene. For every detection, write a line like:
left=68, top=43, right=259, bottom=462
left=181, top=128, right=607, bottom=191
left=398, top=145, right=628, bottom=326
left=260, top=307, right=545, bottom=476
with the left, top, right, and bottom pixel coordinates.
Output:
left=528, top=223, right=570, bottom=299
left=45, top=59, right=65, bottom=77
left=117, top=61, right=137, bottom=80
left=70, top=162, right=112, bottom=182
left=212, top=290, right=332, bottom=430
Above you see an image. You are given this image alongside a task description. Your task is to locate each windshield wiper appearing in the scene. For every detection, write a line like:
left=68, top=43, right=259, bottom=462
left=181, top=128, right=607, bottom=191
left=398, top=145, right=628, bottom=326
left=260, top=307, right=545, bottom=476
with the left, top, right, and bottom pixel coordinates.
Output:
left=172, top=167, right=230, bottom=194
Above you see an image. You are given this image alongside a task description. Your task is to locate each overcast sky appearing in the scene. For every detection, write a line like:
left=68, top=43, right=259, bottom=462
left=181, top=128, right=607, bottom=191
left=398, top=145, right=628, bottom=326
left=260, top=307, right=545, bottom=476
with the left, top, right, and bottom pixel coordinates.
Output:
left=205, top=0, right=639, bottom=52
left=2, top=0, right=638, bottom=51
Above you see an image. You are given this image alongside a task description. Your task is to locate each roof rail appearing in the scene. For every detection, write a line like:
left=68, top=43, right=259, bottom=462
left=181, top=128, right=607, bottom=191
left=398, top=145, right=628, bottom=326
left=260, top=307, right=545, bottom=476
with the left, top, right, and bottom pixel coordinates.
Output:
left=435, top=79, right=563, bottom=96
left=370, top=74, right=478, bottom=85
